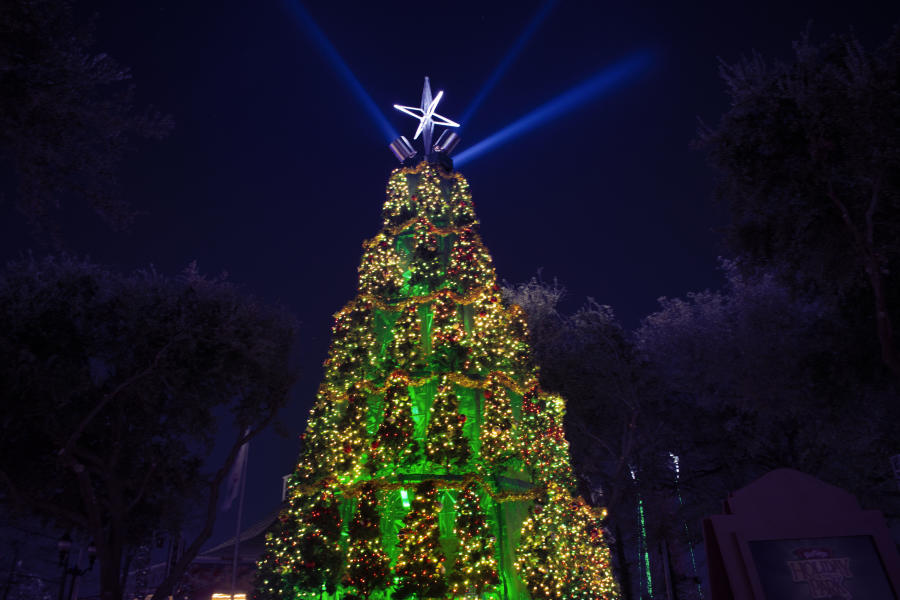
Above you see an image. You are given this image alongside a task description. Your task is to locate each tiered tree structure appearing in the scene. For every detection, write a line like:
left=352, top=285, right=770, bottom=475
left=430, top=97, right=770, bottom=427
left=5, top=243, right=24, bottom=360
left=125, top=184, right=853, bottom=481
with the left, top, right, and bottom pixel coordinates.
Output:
left=254, top=161, right=619, bottom=599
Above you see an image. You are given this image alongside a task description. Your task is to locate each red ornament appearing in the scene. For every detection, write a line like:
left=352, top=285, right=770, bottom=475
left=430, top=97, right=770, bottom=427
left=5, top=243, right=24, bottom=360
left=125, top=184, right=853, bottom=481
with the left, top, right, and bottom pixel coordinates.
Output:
left=371, top=440, right=380, bottom=449
left=458, top=414, right=467, bottom=423
left=344, top=445, right=352, bottom=454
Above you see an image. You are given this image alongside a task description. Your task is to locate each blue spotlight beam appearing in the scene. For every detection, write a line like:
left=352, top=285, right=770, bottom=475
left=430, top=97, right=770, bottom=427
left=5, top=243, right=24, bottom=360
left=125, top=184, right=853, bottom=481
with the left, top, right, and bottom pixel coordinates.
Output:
left=283, top=0, right=397, bottom=142
left=454, top=50, right=655, bottom=167
left=460, top=0, right=558, bottom=126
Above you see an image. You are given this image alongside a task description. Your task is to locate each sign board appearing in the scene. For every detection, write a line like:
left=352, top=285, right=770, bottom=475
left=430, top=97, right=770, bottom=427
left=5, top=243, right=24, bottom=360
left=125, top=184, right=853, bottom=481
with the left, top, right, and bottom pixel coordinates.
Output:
left=704, top=469, right=900, bottom=599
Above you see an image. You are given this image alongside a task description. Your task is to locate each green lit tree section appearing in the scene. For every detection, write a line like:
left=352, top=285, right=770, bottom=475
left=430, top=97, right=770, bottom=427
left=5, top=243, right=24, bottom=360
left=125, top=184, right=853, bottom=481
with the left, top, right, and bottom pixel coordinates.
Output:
left=253, top=162, right=620, bottom=600
left=449, top=482, right=498, bottom=597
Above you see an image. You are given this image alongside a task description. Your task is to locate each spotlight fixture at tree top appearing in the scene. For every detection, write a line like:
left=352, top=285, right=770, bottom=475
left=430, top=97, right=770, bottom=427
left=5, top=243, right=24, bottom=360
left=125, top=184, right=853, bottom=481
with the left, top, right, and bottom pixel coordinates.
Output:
left=389, top=77, right=462, bottom=171
left=253, top=79, right=620, bottom=600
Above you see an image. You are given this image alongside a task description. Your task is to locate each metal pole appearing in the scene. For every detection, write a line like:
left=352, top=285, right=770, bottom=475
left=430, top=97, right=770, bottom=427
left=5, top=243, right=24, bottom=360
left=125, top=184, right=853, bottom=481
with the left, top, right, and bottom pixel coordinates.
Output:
left=230, top=441, right=249, bottom=600
left=660, top=540, right=674, bottom=600
left=57, top=558, right=69, bottom=600
left=67, top=548, right=84, bottom=600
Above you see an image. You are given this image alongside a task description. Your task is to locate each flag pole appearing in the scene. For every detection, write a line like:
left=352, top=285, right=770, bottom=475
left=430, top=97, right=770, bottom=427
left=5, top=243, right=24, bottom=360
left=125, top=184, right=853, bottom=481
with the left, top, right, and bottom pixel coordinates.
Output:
left=230, top=436, right=249, bottom=600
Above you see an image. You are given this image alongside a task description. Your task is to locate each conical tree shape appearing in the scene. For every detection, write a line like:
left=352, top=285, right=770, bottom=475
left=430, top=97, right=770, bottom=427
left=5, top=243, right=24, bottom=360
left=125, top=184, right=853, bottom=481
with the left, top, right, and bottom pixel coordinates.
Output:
left=516, top=485, right=619, bottom=600
left=254, top=161, right=619, bottom=600
left=425, top=375, right=470, bottom=471
left=449, top=482, right=499, bottom=597
left=394, top=480, right=448, bottom=599
left=344, top=483, right=391, bottom=599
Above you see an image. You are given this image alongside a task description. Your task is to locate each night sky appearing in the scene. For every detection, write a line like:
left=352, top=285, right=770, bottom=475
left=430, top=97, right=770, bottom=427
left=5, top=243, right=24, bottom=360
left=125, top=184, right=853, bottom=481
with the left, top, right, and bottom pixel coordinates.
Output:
left=2, top=0, right=896, bottom=548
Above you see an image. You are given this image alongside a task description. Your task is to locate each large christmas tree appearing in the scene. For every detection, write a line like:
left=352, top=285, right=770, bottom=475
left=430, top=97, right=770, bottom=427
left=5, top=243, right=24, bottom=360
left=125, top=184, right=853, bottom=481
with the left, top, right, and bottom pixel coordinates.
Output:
left=254, top=83, right=618, bottom=600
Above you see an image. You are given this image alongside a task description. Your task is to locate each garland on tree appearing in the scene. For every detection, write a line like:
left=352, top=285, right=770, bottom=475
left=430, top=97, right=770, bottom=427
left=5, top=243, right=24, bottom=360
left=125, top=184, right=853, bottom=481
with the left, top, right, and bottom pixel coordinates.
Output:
left=411, top=217, right=444, bottom=290
left=253, top=517, right=291, bottom=600
left=292, top=392, right=343, bottom=485
left=359, top=239, right=404, bottom=299
left=324, top=298, right=375, bottom=388
left=447, top=230, right=494, bottom=293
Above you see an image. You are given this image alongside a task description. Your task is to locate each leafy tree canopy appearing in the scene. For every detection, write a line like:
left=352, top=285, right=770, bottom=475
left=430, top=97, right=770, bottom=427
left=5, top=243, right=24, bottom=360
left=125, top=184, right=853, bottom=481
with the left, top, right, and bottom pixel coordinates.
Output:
left=696, top=25, right=900, bottom=379
left=0, top=255, right=297, bottom=600
left=0, top=0, right=172, bottom=240
left=637, top=261, right=900, bottom=519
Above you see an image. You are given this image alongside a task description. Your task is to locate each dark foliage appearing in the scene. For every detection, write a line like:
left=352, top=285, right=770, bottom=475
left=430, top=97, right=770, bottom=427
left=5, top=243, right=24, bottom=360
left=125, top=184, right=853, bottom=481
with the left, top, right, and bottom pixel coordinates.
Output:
left=0, top=255, right=297, bottom=600
left=697, top=25, right=900, bottom=380
left=637, top=261, right=900, bottom=522
left=0, top=0, right=172, bottom=241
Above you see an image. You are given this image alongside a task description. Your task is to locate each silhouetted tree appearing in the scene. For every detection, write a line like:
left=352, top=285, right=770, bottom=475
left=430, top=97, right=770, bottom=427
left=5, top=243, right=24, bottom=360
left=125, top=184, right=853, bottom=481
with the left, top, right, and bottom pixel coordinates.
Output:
left=0, top=255, right=297, bottom=600
left=696, top=25, right=900, bottom=381
left=0, top=0, right=172, bottom=241
left=637, top=261, right=900, bottom=522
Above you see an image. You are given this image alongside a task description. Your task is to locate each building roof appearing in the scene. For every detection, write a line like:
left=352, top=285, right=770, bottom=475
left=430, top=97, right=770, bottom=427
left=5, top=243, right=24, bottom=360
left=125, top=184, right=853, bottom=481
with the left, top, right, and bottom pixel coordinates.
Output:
left=199, top=506, right=282, bottom=562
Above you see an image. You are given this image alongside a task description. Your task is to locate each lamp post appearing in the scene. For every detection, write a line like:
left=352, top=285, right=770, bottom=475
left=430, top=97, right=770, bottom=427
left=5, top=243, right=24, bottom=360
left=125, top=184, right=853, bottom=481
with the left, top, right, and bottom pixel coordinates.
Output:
left=57, top=534, right=96, bottom=600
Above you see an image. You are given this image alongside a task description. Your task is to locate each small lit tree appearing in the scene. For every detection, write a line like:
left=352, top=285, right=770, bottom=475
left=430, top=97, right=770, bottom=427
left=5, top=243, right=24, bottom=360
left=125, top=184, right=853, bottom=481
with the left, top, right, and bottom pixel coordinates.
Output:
left=449, top=482, right=499, bottom=597
left=344, top=483, right=390, bottom=599
left=393, top=481, right=447, bottom=599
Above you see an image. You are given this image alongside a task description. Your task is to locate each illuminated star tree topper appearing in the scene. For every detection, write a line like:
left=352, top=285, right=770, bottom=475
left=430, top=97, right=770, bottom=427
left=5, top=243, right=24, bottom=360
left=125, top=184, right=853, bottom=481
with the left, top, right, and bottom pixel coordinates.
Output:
left=393, top=77, right=459, bottom=154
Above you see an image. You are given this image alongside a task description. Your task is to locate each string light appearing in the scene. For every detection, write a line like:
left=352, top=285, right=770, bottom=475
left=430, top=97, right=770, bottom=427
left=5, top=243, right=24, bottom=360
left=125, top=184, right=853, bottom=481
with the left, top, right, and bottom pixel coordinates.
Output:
left=393, top=481, right=448, bottom=599
left=449, top=482, right=499, bottom=597
left=252, top=161, right=620, bottom=600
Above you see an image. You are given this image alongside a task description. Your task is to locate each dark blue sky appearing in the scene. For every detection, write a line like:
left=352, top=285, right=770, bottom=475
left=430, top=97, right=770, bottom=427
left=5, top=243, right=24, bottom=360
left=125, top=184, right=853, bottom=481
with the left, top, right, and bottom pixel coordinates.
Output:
left=2, top=0, right=896, bottom=548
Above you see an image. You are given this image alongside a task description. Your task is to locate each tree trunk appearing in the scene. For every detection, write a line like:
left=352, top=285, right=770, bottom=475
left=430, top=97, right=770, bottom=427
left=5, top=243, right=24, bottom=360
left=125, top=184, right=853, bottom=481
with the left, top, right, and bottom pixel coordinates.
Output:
left=99, top=548, right=124, bottom=600
left=150, top=423, right=270, bottom=600
left=865, top=256, right=900, bottom=383
left=613, top=523, right=634, bottom=600
left=828, top=186, right=900, bottom=385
